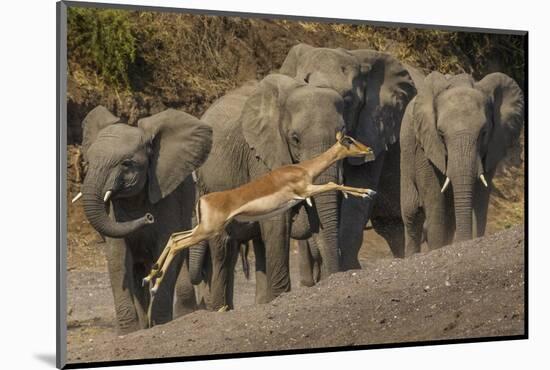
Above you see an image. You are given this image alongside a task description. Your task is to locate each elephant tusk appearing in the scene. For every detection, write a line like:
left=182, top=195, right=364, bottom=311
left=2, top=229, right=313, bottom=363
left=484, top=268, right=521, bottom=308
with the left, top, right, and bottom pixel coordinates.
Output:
left=441, top=177, right=451, bottom=193
left=104, top=190, right=112, bottom=203
left=480, top=174, right=488, bottom=188
left=306, top=197, right=313, bottom=207
left=71, top=192, right=82, bottom=203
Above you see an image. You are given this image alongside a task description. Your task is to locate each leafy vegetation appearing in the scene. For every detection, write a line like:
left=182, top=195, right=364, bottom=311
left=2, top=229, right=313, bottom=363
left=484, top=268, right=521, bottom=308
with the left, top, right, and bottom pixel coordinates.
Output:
left=68, top=8, right=136, bottom=87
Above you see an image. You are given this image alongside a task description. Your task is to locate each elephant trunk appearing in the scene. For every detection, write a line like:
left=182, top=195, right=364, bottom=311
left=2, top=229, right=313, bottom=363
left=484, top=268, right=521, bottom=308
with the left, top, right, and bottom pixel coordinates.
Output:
left=447, top=135, right=478, bottom=243
left=311, top=162, right=340, bottom=275
left=81, top=168, right=154, bottom=238
left=188, top=241, right=208, bottom=285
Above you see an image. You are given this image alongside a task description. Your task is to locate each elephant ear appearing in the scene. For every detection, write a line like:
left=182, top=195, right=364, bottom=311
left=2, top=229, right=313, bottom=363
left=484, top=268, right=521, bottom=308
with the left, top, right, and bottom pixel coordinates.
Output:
left=350, top=50, right=417, bottom=157
left=279, top=43, right=315, bottom=77
left=475, top=72, right=524, bottom=173
left=240, top=74, right=299, bottom=170
left=412, top=71, right=451, bottom=175
left=138, top=109, right=213, bottom=204
left=81, top=105, right=121, bottom=162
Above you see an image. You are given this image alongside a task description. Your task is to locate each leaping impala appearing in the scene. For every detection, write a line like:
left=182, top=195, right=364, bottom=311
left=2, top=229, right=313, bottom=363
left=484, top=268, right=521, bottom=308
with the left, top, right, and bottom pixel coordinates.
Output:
left=143, top=131, right=377, bottom=294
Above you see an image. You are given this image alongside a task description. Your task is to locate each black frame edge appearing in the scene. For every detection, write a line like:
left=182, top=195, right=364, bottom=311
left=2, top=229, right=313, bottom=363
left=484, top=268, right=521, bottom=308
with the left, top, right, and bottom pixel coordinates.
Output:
left=57, top=1, right=68, bottom=369
left=58, top=2, right=529, bottom=368
left=62, top=0, right=527, bottom=35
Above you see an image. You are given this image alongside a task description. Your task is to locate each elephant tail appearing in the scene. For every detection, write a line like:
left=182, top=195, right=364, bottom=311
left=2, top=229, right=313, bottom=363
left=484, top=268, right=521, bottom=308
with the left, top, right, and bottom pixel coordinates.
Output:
left=240, top=242, right=250, bottom=280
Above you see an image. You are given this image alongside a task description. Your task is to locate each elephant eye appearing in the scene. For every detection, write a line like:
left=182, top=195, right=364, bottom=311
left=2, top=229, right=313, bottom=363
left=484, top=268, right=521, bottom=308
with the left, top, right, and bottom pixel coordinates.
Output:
left=121, top=159, right=135, bottom=167
left=343, top=92, right=354, bottom=105
left=291, top=133, right=300, bottom=145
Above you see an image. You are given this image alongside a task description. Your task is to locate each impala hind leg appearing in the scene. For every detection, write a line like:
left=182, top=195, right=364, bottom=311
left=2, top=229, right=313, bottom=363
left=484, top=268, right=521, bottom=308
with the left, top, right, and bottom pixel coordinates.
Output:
left=149, top=229, right=210, bottom=295
left=143, top=227, right=198, bottom=287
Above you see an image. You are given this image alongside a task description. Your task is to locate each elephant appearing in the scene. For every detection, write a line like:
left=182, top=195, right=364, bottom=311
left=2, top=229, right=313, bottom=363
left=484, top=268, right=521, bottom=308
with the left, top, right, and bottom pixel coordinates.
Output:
left=279, top=44, right=417, bottom=274
left=187, top=74, right=346, bottom=309
left=400, top=71, right=524, bottom=253
left=78, top=106, right=212, bottom=333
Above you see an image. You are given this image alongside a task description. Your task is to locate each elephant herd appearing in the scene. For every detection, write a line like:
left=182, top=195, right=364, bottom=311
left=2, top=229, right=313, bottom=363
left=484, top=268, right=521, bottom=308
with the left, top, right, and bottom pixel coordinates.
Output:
left=74, top=43, right=524, bottom=335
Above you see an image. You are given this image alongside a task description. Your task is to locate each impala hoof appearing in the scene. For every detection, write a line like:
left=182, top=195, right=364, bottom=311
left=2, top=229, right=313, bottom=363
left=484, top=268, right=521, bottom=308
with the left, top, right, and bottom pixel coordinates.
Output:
left=142, top=277, right=150, bottom=287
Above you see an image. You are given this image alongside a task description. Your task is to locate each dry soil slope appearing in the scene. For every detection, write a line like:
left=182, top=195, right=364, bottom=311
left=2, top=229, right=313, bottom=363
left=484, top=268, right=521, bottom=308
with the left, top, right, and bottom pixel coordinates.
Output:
left=68, top=226, right=525, bottom=364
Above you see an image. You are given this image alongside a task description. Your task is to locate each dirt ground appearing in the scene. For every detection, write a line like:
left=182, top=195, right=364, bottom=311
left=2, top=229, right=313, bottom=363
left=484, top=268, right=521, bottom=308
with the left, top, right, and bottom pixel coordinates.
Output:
left=65, top=225, right=525, bottom=364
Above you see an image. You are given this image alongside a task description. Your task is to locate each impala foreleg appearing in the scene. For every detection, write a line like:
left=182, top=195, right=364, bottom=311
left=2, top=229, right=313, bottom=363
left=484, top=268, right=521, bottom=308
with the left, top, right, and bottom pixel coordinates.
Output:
left=305, top=182, right=376, bottom=199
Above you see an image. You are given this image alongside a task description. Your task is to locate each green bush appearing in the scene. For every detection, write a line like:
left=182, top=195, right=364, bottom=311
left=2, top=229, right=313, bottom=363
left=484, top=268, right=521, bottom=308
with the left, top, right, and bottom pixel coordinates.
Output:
left=68, top=8, right=136, bottom=87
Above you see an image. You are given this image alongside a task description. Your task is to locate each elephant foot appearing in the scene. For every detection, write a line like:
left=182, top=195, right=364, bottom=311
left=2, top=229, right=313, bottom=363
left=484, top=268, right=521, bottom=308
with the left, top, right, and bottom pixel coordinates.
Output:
left=116, top=322, right=141, bottom=336
left=300, top=279, right=315, bottom=287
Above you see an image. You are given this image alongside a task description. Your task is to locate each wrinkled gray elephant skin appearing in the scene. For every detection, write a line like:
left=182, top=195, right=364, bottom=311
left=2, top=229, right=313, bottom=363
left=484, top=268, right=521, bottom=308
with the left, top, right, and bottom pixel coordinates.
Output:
left=400, top=72, right=524, bottom=254
left=188, top=74, right=345, bottom=309
left=79, top=106, right=212, bottom=333
left=280, top=44, right=416, bottom=273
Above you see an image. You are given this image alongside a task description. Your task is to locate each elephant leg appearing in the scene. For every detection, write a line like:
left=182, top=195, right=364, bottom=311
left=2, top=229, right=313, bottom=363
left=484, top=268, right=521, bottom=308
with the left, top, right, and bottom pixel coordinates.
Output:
left=252, top=237, right=268, bottom=304
left=403, top=210, right=424, bottom=256
left=260, top=215, right=291, bottom=302
left=104, top=238, right=141, bottom=334
left=208, top=233, right=235, bottom=310
left=225, top=239, right=240, bottom=310
left=195, top=257, right=212, bottom=310
left=174, top=250, right=197, bottom=318
left=371, top=216, right=405, bottom=258
left=417, top=162, right=453, bottom=250
left=298, top=240, right=315, bottom=287
left=401, top=182, right=424, bottom=257
left=339, top=156, right=385, bottom=270
left=149, top=252, right=182, bottom=325
left=129, top=261, right=151, bottom=329
left=424, top=203, right=452, bottom=250
left=339, top=197, right=369, bottom=270
left=310, top=239, right=322, bottom=283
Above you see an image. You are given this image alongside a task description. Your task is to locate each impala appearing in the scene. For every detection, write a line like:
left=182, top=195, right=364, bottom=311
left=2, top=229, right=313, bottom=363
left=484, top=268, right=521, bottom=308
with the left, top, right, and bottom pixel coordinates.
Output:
left=143, top=131, right=377, bottom=295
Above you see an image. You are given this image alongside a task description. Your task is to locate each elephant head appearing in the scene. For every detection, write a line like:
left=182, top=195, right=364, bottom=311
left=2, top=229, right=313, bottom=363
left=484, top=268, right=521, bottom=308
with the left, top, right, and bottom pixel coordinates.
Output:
left=280, top=44, right=416, bottom=161
left=80, top=106, right=212, bottom=238
left=240, top=74, right=345, bottom=274
left=412, top=72, right=524, bottom=241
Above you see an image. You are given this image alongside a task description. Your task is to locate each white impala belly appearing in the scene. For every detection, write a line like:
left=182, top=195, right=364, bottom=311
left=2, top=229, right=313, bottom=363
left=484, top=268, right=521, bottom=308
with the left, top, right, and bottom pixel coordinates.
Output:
left=232, top=194, right=303, bottom=223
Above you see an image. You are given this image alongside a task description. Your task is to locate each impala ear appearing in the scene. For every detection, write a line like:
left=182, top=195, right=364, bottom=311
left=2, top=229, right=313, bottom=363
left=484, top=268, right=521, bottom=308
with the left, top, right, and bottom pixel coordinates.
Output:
left=279, top=43, right=315, bottom=77
left=412, top=72, right=451, bottom=175
left=349, top=50, right=417, bottom=157
left=81, top=105, right=121, bottom=162
left=240, top=74, right=300, bottom=170
left=138, top=109, right=212, bottom=204
left=475, top=73, right=524, bottom=173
